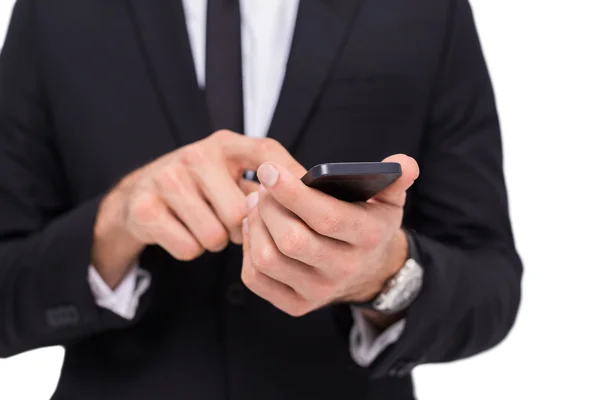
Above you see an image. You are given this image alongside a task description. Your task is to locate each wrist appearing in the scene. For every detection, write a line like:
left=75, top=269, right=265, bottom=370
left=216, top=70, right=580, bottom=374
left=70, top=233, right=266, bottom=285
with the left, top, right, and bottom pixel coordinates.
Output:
left=381, top=229, right=410, bottom=289
left=354, top=230, right=409, bottom=303
left=353, top=230, right=410, bottom=329
left=92, top=189, right=144, bottom=288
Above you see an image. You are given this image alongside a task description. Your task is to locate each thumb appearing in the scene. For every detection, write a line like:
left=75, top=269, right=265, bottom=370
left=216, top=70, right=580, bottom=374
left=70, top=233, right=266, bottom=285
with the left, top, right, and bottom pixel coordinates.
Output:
left=371, top=154, right=420, bottom=207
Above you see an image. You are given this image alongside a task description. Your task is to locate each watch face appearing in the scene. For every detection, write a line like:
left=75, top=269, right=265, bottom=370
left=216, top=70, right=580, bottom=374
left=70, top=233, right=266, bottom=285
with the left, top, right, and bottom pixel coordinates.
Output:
left=373, top=259, right=423, bottom=314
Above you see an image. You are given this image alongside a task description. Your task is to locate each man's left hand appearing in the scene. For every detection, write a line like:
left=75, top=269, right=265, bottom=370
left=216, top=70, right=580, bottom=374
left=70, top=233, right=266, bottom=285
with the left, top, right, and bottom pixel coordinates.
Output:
left=241, top=154, right=420, bottom=317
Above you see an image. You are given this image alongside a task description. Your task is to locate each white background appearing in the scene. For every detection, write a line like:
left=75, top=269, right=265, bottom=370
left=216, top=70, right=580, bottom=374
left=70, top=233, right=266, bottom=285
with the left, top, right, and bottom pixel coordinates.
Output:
left=1, top=0, right=599, bottom=399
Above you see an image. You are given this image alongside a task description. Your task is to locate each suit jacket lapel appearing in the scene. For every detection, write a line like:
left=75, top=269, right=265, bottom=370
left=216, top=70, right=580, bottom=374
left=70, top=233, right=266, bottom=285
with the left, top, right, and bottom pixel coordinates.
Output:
left=267, top=0, right=365, bottom=152
left=127, top=0, right=207, bottom=147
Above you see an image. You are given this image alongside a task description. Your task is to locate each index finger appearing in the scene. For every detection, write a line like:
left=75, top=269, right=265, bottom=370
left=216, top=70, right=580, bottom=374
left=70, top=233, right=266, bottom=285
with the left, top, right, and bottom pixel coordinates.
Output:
left=214, top=131, right=305, bottom=176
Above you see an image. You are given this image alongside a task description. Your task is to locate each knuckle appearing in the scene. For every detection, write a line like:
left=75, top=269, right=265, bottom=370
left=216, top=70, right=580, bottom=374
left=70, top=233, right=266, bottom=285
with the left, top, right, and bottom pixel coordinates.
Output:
left=252, top=245, right=278, bottom=273
left=200, top=227, right=229, bottom=252
left=155, top=165, right=185, bottom=191
left=350, top=216, right=366, bottom=235
left=179, top=146, right=207, bottom=167
left=173, top=242, right=202, bottom=262
left=286, top=301, right=311, bottom=318
left=278, top=226, right=306, bottom=257
left=316, top=209, right=344, bottom=236
left=241, top=265, right=257, bottom=288
left=257, top=137, right=282, bottom=154
left=213, top=129, right=234, bottom=141
left=129, top=192, right=161, bottom=221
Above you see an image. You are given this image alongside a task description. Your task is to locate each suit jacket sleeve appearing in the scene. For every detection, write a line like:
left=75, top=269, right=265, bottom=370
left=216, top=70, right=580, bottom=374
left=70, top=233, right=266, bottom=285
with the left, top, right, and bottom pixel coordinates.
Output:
left=369, top=0, right=523, bottom=378
left=0, top=0, right=137, bottom=358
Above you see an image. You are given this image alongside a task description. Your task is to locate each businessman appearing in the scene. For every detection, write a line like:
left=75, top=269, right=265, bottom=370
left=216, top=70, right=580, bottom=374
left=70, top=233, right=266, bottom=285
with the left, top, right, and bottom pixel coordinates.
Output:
left=0, top=0, right=522, bottom=399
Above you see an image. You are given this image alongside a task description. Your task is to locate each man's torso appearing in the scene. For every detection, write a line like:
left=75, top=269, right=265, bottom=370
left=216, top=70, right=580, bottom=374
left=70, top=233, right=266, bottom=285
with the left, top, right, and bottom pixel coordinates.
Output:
left=32, top=0, right=451, bottom=398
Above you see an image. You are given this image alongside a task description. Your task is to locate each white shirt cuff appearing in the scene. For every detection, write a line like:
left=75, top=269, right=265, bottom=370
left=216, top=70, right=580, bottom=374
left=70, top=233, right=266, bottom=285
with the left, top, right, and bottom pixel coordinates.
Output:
left=88, top=265, right=152, bottom=320
left=349, top=306, right=406, bottom=367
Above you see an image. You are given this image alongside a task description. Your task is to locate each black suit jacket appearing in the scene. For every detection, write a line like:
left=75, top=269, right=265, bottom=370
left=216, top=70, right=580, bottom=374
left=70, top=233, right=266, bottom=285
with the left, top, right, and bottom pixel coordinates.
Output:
left=0, top=0, right=522, bottom=399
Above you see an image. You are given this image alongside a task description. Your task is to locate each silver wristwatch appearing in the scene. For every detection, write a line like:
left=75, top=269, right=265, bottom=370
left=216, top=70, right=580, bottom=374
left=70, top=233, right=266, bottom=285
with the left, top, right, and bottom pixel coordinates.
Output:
left=372, top=258, right=423, bottom=314
left=355, top=231, right=424, bottom=315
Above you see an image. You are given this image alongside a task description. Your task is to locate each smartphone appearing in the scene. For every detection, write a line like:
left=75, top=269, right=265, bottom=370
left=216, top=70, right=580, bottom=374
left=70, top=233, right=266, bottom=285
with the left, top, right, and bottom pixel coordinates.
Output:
left=301, top=162, right=402, bottom=202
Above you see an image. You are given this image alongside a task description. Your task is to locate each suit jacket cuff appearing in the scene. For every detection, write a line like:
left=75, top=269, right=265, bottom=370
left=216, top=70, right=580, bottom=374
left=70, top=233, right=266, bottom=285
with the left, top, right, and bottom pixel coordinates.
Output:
left=349, top=306, right=406, bottom=367
left=367, top=231, right=521, bottom=379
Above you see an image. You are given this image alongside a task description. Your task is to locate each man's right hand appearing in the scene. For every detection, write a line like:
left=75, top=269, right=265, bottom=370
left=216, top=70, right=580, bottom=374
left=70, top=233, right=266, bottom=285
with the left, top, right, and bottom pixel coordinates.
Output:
left=91, top=130, right=302, bottom=288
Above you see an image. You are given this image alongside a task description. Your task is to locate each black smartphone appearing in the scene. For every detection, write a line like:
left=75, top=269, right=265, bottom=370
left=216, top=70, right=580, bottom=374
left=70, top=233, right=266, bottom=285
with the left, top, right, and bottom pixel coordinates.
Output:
left=301, top=162, right=402, bottom=202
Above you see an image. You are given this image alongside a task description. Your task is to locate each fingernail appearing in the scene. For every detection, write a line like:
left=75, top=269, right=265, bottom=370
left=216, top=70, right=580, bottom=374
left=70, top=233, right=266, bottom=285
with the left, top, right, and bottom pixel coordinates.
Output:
left=242, top=218, right=249, bottom=234
left=257, top=164, right=279, bottom=188
left=247, top=192, right=259, bottom=210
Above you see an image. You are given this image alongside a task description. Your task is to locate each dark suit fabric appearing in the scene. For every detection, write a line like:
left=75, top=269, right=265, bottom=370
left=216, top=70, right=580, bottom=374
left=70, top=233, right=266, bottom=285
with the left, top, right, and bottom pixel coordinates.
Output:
left=0, top=0, right=522, bottom=399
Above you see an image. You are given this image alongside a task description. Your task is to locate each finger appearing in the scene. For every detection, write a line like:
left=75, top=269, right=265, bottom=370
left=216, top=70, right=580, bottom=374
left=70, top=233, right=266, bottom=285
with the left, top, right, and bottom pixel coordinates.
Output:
left=256, top=162, right=374, bottom=245
left=214, top=131, right=306, bottom=176
left=241, top=211, right=308, bottom=316
left=192, top=159, right=249, bottom=245
left=257, top=192, right=350, bottom=271
left=241, top=263, right=309, bottom=317
left=371, top=154, right=420, bottom=208
left=142, top=202, right=205, bottom=261
left=247, top=200, right=328, bottom=300
left=239, top=179, right=261, bottom=195
left=156, top=168, right=229, bottom=252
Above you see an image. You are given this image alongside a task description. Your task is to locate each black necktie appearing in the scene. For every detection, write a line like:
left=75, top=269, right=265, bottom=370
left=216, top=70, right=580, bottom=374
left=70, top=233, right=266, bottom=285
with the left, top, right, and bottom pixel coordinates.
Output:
left=205, top=0, right=244, bottom=134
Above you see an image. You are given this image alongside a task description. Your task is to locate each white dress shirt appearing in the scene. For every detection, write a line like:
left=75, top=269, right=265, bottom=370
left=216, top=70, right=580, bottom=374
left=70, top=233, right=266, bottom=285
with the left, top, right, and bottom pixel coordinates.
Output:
left=88, top=0, right=406, bottom=368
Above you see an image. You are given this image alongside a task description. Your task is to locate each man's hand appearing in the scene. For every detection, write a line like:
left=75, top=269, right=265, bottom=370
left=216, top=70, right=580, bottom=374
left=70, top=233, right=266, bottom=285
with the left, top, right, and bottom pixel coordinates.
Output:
left=241, top=154, right=420, bottom=317
left=92, top=130, right=302, bottom=288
